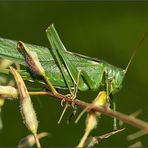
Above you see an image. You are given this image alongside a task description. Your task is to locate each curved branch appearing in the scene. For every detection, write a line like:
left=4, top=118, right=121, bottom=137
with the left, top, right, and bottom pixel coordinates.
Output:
left=29, top=91, right=148, bottom=132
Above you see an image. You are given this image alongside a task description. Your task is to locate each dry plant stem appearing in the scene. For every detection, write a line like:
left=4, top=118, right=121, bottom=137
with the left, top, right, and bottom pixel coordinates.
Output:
left=33, top=133, right=41, bottom=148
left=43, top=75, right=59, bottom=96
left=85, top=128, right=125, bottom=147
left=75, top=107, right=88, bottom=123
left=57, top=103, right=69, bottom=124
left=127, top=130, right=147, bottom=141
left=77, top=129, right=91, bottom=147
left=29, top=91, right=148, bottom=132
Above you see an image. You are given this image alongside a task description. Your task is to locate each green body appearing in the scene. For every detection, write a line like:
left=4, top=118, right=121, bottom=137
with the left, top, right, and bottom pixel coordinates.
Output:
left=0, top=34, right=125, bottom=94
left=0, top=25, right=127, bottom=130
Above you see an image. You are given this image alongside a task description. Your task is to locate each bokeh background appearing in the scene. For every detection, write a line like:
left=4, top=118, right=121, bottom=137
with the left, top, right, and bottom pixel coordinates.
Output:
left=0, top=1, right=148, bottom=147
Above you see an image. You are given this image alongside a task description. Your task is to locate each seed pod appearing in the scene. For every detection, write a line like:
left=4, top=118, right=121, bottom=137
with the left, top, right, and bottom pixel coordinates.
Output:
left=17, top=41, right=58, bottom=96
left=17, top=41, right=45, bottom=77
left=0, top=85, right=18, bottom=99
left=92, top=91, right=107, bottom=107
left=10, top=66, right=38, bottom=134
left=86, top=91, right=107, bottom=131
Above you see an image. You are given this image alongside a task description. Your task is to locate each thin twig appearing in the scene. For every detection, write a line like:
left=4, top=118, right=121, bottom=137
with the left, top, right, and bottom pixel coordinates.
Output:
left=33, top=133, right=41, bottom=148
left=29, top=91, right=148, bottom=132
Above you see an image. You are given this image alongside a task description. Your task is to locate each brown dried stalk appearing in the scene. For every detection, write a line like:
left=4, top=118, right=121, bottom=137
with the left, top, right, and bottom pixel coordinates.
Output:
left=0, top=87, right=148, bottom=133
left=29, top=91, right=148, bottom=132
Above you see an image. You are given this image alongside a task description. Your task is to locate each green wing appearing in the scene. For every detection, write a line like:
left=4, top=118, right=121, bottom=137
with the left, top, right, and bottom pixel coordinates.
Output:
left=0, top=37, right=104, bottom=90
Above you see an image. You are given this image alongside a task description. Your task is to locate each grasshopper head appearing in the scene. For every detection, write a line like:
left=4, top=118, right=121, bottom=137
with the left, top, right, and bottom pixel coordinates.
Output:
left=110, top=70, right=126, bottom=94
left=109, top=32, right=148, bottom=94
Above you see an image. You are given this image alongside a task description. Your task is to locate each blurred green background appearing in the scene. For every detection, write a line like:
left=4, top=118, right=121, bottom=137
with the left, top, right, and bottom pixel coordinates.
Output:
left=0, top=1, right=148, bottom=147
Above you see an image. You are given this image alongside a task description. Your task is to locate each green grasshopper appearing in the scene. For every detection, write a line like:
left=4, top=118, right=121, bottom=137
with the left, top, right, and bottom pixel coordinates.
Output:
left=0, top=24, right=144, bottom=128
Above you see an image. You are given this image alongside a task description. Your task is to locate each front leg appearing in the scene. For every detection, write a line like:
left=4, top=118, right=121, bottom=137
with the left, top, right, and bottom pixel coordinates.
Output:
left=104, top=70, right=117, bottom=130
left=104, top=69, right=111, bottom=109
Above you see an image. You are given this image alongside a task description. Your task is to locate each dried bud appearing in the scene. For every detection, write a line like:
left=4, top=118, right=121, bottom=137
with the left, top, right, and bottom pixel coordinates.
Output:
left=92, top=91, right=107, bottom=107
left=10, top=66, right=38, bottom=134
left=0, top=85, right=18, bottom=99
left=86, top=112, right=97, bottom=131
left=17, top=41, right=58, bottom=96
left=17, top=41, right=45, bottom=77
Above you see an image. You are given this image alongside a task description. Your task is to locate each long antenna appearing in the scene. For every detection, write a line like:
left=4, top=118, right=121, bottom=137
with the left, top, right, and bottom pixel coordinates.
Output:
left=125, top=32, right=148, bottom=72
